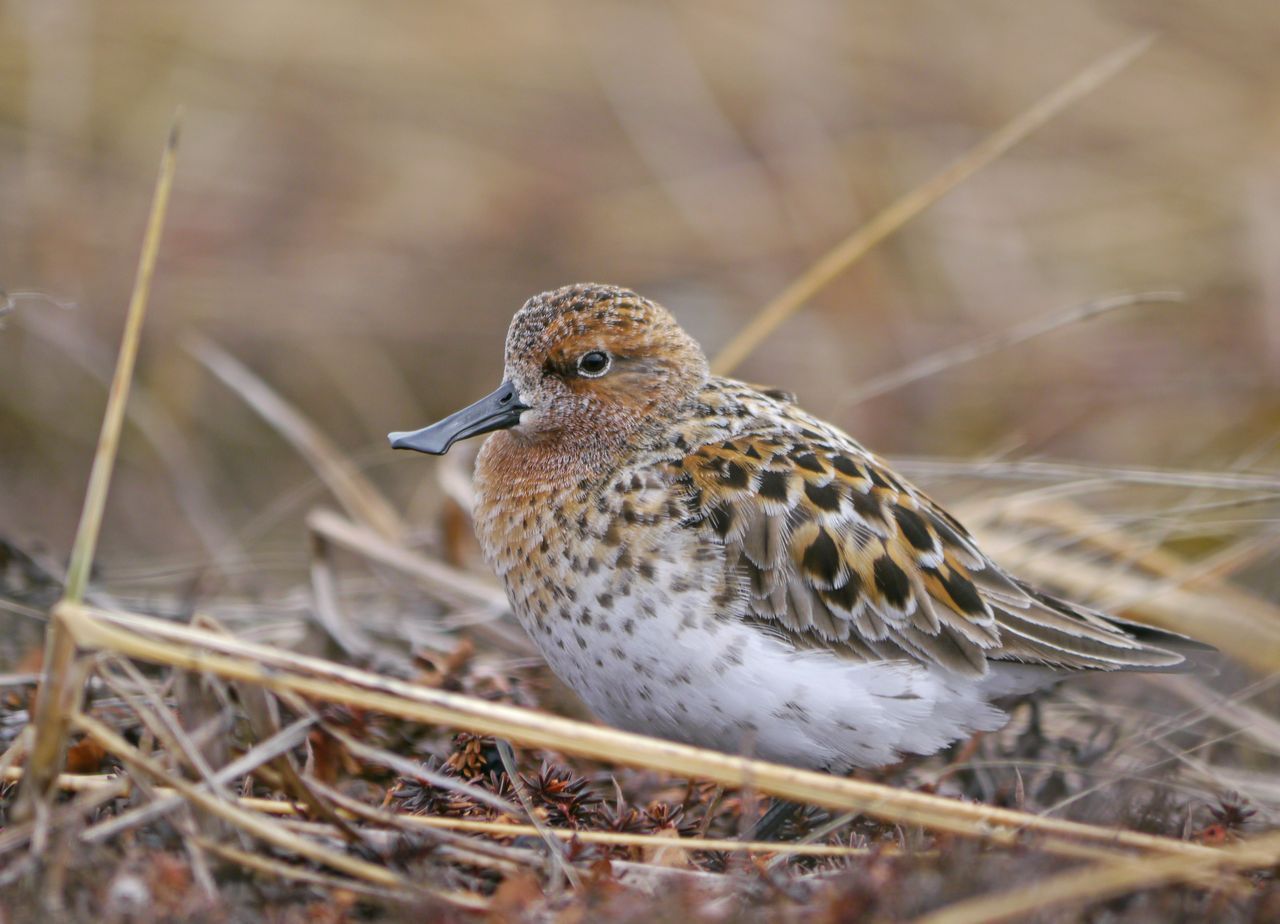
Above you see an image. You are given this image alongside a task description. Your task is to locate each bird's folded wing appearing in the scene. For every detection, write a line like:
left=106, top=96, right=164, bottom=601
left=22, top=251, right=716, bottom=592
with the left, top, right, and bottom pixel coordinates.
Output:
left=671, top=423, right=1190, bottom=678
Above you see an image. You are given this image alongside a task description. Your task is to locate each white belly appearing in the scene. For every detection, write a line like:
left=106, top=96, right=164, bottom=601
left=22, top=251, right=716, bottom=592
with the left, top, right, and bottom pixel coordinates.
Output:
left=521, top=560, right=1046, bottom=771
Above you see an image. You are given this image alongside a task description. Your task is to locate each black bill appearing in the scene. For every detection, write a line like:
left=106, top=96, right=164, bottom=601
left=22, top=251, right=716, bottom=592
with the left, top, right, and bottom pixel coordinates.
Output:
left=388, top=380, right=528, bottom=455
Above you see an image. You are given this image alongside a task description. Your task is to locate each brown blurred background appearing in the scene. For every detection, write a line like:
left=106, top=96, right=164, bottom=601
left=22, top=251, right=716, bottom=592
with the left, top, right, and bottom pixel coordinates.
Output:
left=1, top=1, right=1277, bottom=596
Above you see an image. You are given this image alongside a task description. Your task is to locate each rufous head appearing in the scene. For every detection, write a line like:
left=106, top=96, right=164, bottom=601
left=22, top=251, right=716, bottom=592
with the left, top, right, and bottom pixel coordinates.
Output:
left=389, top=284, right=709, bottom=461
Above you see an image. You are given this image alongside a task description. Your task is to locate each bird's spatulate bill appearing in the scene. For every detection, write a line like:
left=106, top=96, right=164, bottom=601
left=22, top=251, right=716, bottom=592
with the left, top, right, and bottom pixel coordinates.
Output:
left=389, top=380, right=527, bottom=454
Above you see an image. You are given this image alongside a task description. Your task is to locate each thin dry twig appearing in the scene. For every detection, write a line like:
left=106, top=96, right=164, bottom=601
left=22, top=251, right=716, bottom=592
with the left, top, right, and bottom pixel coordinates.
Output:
left=323, top=723, right=524, bottom=819
left=80, top=716, right=316, bottom=844
left=839, top=291, right=1185, bottom=407
left=69, top=711, right=437, bottom=899
left=495, top=738, right=583, bottom=889
left=190, top=836, right=428, bottom=905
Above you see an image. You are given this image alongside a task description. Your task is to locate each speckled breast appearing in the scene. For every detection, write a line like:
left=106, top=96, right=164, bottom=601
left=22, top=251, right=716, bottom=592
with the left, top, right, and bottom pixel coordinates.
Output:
left=471, top=444, right=741, bottom=730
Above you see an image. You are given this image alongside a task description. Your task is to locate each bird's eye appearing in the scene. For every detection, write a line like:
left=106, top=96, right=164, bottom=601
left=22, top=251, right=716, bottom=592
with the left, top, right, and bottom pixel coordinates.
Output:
left=576, top=350, right=612, bottom=378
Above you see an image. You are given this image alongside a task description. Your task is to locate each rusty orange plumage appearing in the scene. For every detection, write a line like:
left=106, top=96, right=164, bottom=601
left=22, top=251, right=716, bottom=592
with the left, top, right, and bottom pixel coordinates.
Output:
left=391, top=283, right=1203, bottom=771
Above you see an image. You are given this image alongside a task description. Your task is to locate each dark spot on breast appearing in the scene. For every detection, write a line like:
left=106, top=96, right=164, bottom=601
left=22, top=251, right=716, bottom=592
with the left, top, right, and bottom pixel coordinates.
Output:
left=892, top=505, right=934, bottom=551
left=622, top=618, right=635, bottom=634
left=637, top=561, right=656, bottom=579
left=596, top=592, right=613, bottom=608
left=803, top=480, right=842, bottom=512
left=873, top=556, right=912, bottom=608
left=617, top=549, right=634, bottom=569
left=802, top=528, right=842, bottom=586
left=743, top=444, right=762, bottom=460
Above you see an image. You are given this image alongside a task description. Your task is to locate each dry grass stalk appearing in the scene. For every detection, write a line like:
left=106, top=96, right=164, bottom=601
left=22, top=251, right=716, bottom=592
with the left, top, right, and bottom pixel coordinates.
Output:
left=915, top=829, right=1280, bottom=924
left=306, top=508, right=506, bottom=613
left=710, top=36, right=1154, bottom=374
left=306, top=508, right=536, bottom=656
left=189, top=336, right=407, bottom=542
left=54, top=600, right=1238, bottom=865
left=897, top=458, right=1280, bottom=494
left=16, top=116, right=182, bottom=821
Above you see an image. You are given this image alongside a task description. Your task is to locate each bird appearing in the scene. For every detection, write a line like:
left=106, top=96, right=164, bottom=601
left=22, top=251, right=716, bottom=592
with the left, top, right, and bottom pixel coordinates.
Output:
left=389, top=283, right=1204, bottom=776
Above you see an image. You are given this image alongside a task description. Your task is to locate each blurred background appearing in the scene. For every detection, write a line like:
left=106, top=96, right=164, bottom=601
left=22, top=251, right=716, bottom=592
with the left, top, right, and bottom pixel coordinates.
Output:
left=1, top=0, right=1277, bottom=599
